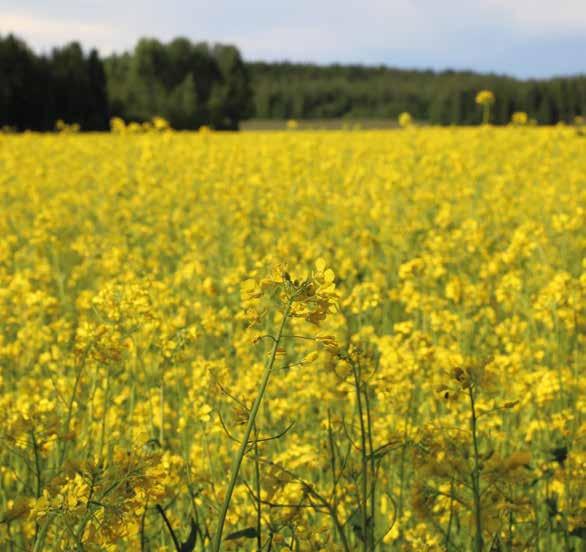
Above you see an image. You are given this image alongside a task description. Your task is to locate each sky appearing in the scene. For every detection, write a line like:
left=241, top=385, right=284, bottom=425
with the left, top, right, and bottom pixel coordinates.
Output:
left=2, top=0, right=586, bottom=79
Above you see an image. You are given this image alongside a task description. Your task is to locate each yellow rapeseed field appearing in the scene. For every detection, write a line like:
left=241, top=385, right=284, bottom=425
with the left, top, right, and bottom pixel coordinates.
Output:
left=0, top=126, right=584, bottom=551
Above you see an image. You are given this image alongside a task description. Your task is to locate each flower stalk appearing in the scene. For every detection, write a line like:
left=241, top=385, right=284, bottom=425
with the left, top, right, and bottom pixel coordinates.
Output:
left=212, top=299, right=292, bottom=551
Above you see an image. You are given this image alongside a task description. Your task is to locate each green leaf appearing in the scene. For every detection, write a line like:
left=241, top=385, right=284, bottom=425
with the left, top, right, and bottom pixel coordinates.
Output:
left=180, top=518, right=198, bottom=552
left=225, top=527, right=258, bottom=541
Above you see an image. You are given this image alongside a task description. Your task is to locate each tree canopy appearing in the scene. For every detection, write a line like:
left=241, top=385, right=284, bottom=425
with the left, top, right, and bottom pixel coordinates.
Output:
left=0, top=35, right=109, bottom=130
left=105, top=38, right=253, bottom=130
left=247, top=62, right=586, bottom=125
left=2, top=33, right=586, bottom=130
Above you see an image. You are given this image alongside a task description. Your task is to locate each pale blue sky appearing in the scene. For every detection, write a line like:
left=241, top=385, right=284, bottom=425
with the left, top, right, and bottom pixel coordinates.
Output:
left=2, top=0, right=586, bottom=78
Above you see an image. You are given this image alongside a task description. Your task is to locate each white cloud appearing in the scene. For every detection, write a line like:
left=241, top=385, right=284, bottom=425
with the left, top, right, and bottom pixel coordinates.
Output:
left=483, top=0, right=586, bottom=33
left=233, top=1, right=432, bottom=62
left=1, top=1, right=585, bottom=76
left=0, top=12, right=123, bottom=52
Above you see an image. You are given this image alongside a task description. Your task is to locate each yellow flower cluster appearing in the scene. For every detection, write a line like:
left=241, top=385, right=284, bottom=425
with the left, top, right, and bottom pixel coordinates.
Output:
left=0, top=125, right=584, bottom=550
left=475, top=90, right=496, bottom=105
left=398, top=112, right=413, bottom=128
left=511, top=111, right=529, bottom=126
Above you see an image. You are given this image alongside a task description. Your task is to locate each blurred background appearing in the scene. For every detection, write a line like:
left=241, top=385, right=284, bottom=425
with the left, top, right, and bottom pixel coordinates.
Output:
left=2, top=0, right=586, bottom=130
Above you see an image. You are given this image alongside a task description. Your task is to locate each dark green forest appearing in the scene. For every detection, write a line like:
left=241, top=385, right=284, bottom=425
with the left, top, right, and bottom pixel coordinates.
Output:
left=248, top=62, right=586, bottom=125
left=2, top=33, right=586, bottom=130
left=1, top=35, right=109, bottom=130
left=105, top=38, right=253, bottom=130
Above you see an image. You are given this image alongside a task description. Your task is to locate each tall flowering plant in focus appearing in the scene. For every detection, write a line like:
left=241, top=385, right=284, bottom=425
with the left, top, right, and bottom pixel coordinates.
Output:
left=212, top=260, right=339, bottom=551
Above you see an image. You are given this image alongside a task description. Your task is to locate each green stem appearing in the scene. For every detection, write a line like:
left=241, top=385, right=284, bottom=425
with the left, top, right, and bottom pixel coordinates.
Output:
left=156, top=504, right=181, bottom=551
left=212, top=301, right=291, bottom=552
left=327, top=409, right=351, bottom=551
left=327, top=408, right=337, bottom=498
left=59, top=350, right=89, bottom=466
left=99, top=367, right=111, bottom=463
left=31, top=429, right=42, bottom=544
left=31, top=430, right=42, bottom=499
left=253, top=424, right=262, bottom=552
left=508, top=506, right=513, bottom=551
left=445, top=478, right=455, bottom=551
left=270, top=461, right=350, bottom=552
left=364, top=382, right=376, bottom=549
left=468, top=385, right=484, bottom=552
left=160, top=371, right=165, bottom=446
left=350, top=359, right=368, bottom=552
left=397, top=386, right=415, bottom=519
left=32, top=513, right=55, bottom=552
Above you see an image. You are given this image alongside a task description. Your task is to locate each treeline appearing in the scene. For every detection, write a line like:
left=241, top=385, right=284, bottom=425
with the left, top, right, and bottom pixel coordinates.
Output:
left=0, top=34, right=109, bottom=130
left=248, top=62, right=586, bottom=125
left=105, top=38, right=252, bottom=130
left=2, top=33, right=586, bottom=130
left=0, top=34, right=252, bottom=131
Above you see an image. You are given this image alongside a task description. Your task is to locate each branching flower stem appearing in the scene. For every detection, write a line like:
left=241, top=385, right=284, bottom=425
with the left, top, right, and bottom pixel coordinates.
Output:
left=212, top=299, right=292, bottom=552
